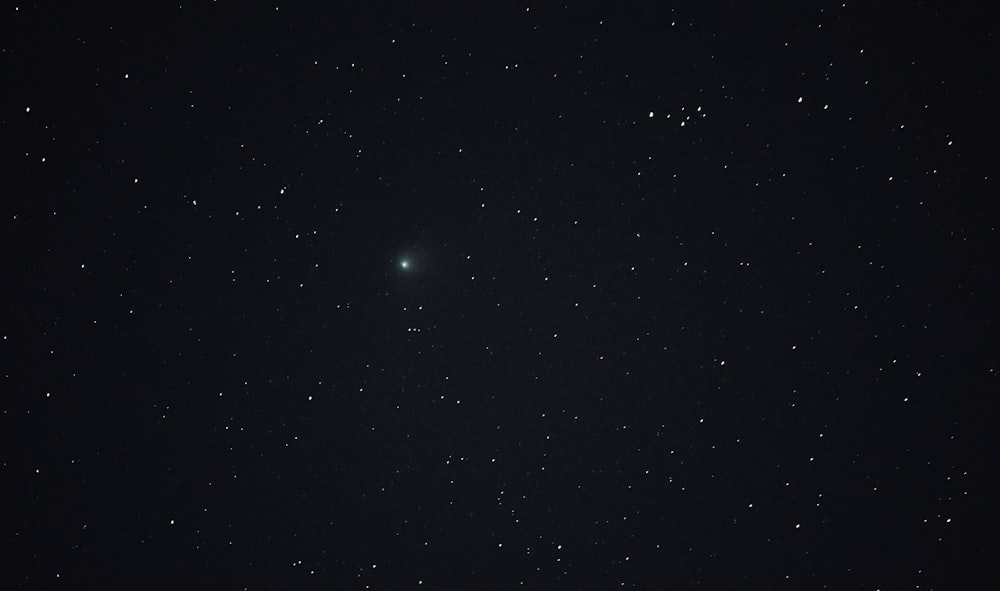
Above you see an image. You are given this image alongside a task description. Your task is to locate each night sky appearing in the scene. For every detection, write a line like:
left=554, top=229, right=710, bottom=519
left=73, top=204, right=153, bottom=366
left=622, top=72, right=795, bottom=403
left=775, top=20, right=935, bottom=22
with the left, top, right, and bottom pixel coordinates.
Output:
left=4, top=2, right=998, bottom=589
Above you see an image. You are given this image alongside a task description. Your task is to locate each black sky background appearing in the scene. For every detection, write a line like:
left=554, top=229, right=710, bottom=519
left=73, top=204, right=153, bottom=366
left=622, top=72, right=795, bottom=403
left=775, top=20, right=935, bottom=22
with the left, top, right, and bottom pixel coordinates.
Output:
left=3, top=2, right=998, bottom=588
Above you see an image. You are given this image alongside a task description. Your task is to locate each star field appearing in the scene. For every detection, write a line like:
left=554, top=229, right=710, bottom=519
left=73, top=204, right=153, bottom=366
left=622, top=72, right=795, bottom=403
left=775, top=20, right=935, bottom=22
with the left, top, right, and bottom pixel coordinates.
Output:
left=3, top=2, right=998, bottom=589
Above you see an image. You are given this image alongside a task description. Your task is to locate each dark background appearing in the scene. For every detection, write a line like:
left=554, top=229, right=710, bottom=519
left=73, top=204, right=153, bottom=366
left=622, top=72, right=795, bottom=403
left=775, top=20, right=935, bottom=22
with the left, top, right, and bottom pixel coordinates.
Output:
left=3, top=2, right=997, bottom=588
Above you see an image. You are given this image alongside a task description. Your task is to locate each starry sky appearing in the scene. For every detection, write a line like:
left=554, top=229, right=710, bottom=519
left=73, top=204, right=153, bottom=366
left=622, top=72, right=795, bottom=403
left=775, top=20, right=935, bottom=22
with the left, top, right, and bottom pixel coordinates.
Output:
left=3, top=2, right=998, bottom=589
